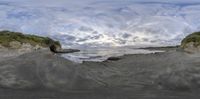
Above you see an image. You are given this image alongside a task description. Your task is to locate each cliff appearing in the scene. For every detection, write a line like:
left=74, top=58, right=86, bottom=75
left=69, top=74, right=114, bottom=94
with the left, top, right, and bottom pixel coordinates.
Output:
left=181, top=31, right=200, bottom=53
left=0, top=31, right=61, bottom=59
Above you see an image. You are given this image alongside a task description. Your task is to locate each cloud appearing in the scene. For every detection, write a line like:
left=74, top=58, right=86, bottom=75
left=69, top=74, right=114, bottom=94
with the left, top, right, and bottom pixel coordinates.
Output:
left=0, top=0, right=200, bottom=48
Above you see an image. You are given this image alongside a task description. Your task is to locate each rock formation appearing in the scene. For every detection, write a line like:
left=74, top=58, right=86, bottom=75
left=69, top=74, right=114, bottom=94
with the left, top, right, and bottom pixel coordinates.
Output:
left=49, top=44, right=80, bottom=53
left=0, top=31, right=61, bottom=58
left=181, top=32, right=200, bottom=53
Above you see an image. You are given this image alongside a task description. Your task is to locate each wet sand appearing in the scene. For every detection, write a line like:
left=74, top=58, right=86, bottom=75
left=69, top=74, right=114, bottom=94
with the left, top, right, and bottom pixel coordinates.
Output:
left=0, top=48, right=200, bottom=99
left=0, top=88, right=199, bottom=99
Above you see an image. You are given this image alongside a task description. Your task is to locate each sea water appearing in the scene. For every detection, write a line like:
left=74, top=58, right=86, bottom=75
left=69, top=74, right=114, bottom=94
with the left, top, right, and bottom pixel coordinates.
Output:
left=61, top=46, right=164, bottom=63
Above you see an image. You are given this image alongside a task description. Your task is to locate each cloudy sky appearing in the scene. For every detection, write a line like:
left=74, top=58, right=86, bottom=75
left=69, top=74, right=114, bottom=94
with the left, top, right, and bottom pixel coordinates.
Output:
left=0, top=0, right=200, bottom=48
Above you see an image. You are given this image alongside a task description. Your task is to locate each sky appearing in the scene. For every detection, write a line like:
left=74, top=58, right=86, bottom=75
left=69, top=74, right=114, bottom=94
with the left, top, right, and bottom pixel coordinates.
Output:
left=0, top=0, right=200, bottom=48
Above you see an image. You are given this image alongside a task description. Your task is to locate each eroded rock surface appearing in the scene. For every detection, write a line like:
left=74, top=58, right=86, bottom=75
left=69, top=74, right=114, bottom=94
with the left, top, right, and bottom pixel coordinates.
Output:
left=181, top=32, right=200, bottom=53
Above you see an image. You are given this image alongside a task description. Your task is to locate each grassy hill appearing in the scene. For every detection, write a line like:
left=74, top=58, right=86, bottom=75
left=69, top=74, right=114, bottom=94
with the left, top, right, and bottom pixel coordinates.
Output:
left=181, top=32, right=200, bottom=52
left=0, top=30, right=61, bottom=48
left=181, top=32, right=200, bottom=48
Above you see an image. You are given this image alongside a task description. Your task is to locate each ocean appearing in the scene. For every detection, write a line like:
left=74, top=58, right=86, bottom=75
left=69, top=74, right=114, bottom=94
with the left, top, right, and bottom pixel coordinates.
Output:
left=61, top=46, right=164, bottom=63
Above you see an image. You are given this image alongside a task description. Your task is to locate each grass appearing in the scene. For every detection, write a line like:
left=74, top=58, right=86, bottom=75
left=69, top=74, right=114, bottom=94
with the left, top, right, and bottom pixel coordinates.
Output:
left=0, top=30, right=61, bottom=48
left=181, top=32, right=200, bottom=48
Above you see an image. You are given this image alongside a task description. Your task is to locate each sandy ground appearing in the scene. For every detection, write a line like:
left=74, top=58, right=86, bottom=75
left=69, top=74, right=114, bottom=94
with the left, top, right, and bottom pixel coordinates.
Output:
left=0, top=48, right=200, bottom=99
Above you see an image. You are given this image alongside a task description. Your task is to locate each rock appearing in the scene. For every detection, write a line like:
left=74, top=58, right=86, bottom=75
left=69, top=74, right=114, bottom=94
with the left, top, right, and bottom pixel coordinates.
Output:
left=56, top=49, right=80, bottom=53
left=107, top=57, right=121, bottom=61
left=49, top=44, right=80, bottom=53
left=9, top=41, right=22, bottom=49
left=34, top=44, right=43, bottom=50
left=49, top=44, right=58, bottom=53
left=0, top=45, right=4, bottom=48
left=182, top=42, right=200, bottom=53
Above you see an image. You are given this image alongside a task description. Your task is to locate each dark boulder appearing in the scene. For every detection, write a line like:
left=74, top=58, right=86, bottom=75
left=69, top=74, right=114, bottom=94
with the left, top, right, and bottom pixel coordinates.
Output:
left=107, top=57, right=121, bottom=61
left=49, top=44, right=80, bottom=53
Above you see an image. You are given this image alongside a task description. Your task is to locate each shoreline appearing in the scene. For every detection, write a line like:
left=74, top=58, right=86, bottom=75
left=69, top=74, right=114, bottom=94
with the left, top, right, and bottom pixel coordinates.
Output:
left=0, top=47, right=200, bottom=99
left=61, top=47, right=167, bottom=63
left=138, top=45, right=180, bottom=51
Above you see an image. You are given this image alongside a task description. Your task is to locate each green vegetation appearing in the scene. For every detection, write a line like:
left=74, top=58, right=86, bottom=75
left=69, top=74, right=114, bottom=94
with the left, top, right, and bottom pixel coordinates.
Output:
left=0, top=30, right=61, bottom=48
left=181, top=32, right=200, bottom=48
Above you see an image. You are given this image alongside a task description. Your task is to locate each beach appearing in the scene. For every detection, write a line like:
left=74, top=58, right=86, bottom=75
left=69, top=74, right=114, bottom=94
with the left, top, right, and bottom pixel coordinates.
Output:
left=0, top=47, right=200, bottom=99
